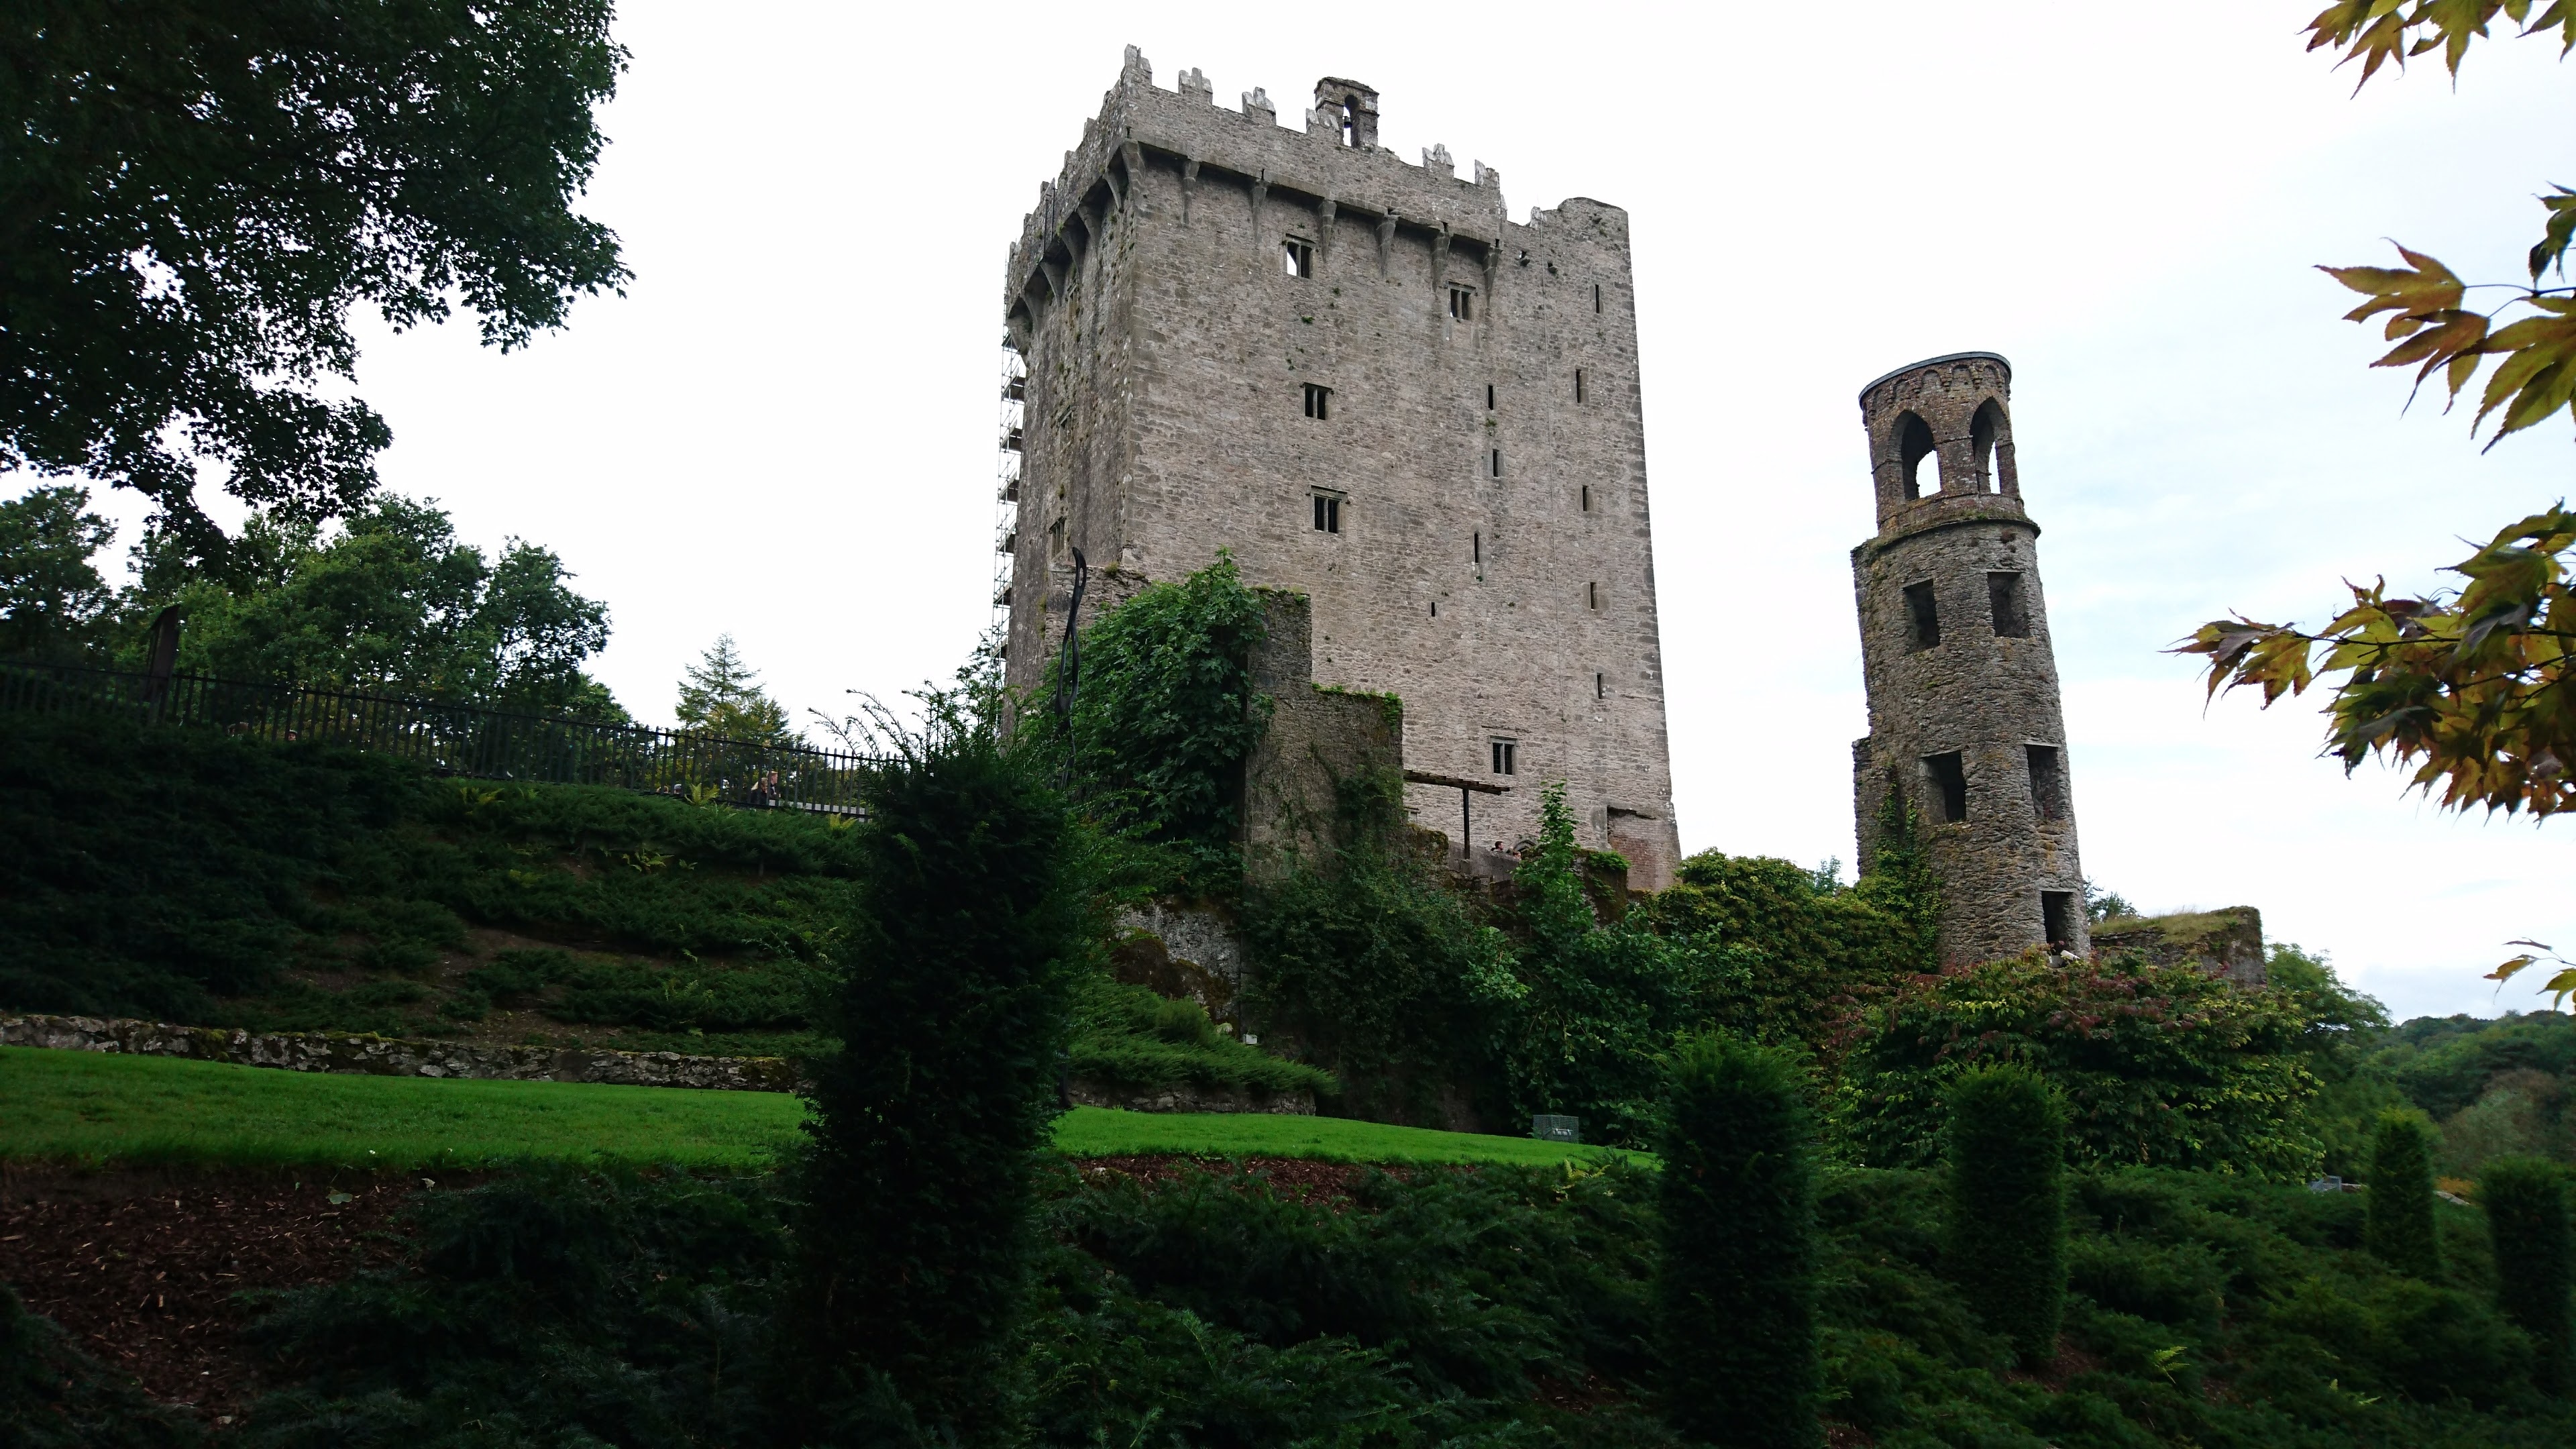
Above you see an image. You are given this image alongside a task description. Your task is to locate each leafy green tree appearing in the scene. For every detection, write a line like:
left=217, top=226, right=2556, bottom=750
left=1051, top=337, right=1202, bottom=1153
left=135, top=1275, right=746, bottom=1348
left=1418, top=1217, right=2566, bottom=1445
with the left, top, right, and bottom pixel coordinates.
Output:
left=1655, top=1034, right=1822, bottom=1449
left=0, top=484, right=113, bottom=657
left=2369, top=1109, right=2444, bottom=1279
left=1943, top=1065, right=2068, bottom=1366
left=1497, top=781, right=1713, bottom=1144
left=676, top=633, right=794, bottom=743
left=1036, top=553, right=1273, bottom=887
left=128, top=495, right=620, bottom=717
left=2483, top=1155, right=2575, bottom=1393
left=1840, top=953, right=2324, bottom=1179
left=1, top=1, right=629, bottom=553
left=787, top=714, right=1086, bottom=1444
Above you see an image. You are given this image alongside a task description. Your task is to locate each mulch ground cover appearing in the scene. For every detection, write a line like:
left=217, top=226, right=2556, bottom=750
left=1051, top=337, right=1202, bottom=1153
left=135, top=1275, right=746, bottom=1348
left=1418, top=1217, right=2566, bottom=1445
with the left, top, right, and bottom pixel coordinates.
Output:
left=0, top=1153, right=1418, bottom=1418
left=0, top=1163, right=430, bottom=1421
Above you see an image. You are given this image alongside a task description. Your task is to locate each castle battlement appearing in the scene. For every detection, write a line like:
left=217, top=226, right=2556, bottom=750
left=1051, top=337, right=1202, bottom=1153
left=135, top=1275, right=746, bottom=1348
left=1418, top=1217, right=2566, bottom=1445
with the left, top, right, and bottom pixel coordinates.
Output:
left=1005, top=47, right=1617, bottom=331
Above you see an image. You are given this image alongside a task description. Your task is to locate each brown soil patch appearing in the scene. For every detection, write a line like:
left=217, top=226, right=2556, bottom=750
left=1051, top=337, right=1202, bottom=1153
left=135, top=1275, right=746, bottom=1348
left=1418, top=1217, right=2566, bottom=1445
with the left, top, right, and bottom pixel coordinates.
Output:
left=0, top=1164, right=433, bottom=1419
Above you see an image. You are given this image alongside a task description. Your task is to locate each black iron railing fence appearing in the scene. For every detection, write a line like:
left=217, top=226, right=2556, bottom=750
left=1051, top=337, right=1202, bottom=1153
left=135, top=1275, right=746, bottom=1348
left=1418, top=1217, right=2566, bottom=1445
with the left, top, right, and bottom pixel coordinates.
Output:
left=0, top=658, right=888, bottom=814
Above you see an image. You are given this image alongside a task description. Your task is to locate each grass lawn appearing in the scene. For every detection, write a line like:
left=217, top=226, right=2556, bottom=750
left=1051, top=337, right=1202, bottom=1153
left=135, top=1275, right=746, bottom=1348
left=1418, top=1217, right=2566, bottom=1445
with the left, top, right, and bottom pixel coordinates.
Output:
left=1, top=1047, right=1644, bottom=1171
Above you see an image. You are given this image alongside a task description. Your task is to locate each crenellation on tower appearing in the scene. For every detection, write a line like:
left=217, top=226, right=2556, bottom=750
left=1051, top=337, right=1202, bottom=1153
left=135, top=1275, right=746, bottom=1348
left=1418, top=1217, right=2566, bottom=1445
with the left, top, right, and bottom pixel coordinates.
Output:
left=1850, top=353, right=2086, bottom=963
left=999, top=47, right=1681, bottom=886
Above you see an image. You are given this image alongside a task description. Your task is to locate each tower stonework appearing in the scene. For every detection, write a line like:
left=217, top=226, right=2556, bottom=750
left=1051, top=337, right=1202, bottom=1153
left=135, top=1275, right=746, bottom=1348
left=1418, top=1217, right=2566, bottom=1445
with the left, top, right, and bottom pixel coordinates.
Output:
left=1000, top=48, right=1682, bottom=885
left=1850, top=353, right=2086, bottom=963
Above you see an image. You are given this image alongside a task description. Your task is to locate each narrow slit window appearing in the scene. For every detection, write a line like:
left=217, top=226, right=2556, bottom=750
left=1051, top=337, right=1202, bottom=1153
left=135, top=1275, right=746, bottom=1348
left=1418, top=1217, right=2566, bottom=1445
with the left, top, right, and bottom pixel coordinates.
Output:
left=2041, top=890, right=2076, bottom=949
left=2026, top=744, right=2065, bottom=822
left=1449, top=285, right=1474, bottom=321
left=1486, top=383, right=1495, bottom=409
left=1587, top=581, right=1599, bottom=610
left=1924, top=751, right=1968, bottom=824
left=1311, top=494, right=1342, bottom=533
left=1580, top=485, right=1591, bottom=512
left=1303, top=383, right=1332, bottom=419
left=1283, top=239, right=1313, bottom=278
left=1574, top=368, right=1586, bottom=403
left=1592, top=282, right=1603, bottom=313
left=1988, top=572, right=2028, bottom=637
left=1595, top=672, right=1607, bottom=700
left=1430, top=601, right=1438, bottom=617
left=1472, top=531, right=1482, bottom=565
left=1491, top=738, right=1517, bottom=776
left=1490, top=449, right=1503, bottom=478
left=1903, top=581, right=1940, bottom=650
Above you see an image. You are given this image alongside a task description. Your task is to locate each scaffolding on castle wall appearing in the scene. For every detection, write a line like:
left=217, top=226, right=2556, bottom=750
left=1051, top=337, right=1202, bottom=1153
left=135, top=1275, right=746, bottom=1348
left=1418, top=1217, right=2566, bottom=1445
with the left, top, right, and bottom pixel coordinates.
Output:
left=994, top=341, right=1026, bottom=639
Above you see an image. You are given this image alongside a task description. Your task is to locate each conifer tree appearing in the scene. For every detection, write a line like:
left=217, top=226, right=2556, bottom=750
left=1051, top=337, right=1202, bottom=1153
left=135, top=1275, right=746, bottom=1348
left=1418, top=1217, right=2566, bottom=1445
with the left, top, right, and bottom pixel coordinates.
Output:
left=2366, top=1110, right=2441, bottom=1280
left=785, top=720, right=1084, bottom=1444
left=1655, top=1034, right=1822, bottom=1449
left=1942, top=1065, right=2068, bottom=1366
left=675, top=633, right=792, bottom=743
left=2483, top=1155, right=2573, bottom=1395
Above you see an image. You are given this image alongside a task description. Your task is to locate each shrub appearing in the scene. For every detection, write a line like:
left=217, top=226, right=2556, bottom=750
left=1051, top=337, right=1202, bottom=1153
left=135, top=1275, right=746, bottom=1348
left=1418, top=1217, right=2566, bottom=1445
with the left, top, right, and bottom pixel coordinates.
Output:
left=1065, top=976, right=1336, bottom=1097
left=1838, top=951, right=2324, bottom=1179
left=786, top=724, right=1087, bottom=1444
left=1943, top=1065, right=2068, bottom=1365
left=1656, top=1034, right=1822, bottom=1449
left=2483, top=1155, right=2573, bottom=1393
left=2367, top=1110, right=2442, bottom=1279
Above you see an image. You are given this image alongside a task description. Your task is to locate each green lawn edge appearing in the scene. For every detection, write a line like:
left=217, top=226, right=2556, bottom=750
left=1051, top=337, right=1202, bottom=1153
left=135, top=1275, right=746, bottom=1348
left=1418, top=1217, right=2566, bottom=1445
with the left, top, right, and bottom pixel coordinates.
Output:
left=0, top=1047, right=1645, bottom=1171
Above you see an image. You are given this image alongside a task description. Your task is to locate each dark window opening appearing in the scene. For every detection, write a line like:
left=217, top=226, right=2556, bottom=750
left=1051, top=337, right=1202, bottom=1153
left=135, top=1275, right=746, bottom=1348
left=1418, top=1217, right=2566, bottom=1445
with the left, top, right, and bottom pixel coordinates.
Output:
left=1339, top=102, right=1356, bottom=146
left=1486, top=383, right=1495, bottom=409
left=2026, top=744, right=2065, bottom=822
left=1903, top=580, right=1940, bottom=650
left=1283, top=239, right=1314, bottom=278
left=1595, top=672, right=1607, bottom=700
left=1491, top=738, right=1517, bottom=775
left=1472, top=531, right=1482, bottom=565
left=1897, top=411, right=1937, bottom=498
left=1575, top=368, right=1587, bottom=402
left=1587, top=580, right=1599, bottom=609
left=1430, top=601, right=1438, bottom=617
left=1303, top=383, right=1332, bottom=419
left=1490, top=449, right=1503, bottom=478
left=1988, top=571, right=2028, bottom=637
left=1924, top=751, right=1968, bottom=824
left=2042, top=890, right=2076, bottom=948
left=1970, top=400, right=2004, bottom=492
left=1580, top=485, right=1591, bottom=511
left=1312, top=494, right=1341, bottom=533
left=1593, top=282, right=1603, bottom=313
left=1450, top=286, right=1475, bottom=321
left=1006, top=376, right=1026, bottom=401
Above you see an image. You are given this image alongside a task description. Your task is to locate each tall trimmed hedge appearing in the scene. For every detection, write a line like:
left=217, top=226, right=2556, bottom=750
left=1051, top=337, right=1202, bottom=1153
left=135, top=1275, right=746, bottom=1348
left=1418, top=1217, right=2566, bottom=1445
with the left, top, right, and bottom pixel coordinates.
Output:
left=2367, top=1110, right=2442, bottom=1280
left=1655, top=1034, right=1821, bottom=1449
left=1942, top=1065, right=2068, bottom=1366
left=786, top=727, right=1086, bottom=1444
left=2483, top=1155, right=2573, bottom=1394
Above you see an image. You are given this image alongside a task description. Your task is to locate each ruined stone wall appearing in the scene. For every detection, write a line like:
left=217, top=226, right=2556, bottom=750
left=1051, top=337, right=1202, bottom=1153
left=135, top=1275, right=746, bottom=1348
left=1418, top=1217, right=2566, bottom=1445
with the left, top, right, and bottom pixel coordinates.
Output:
left=1850, top=354, right=2086, bottom=964
left=1002, top=49, right=1680, bottom=888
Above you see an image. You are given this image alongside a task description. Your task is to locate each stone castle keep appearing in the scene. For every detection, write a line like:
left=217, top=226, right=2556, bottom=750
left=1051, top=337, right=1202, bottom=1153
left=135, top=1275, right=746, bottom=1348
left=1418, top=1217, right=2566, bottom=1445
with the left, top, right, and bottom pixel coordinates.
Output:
left=998, top=48, right=1682, bottom=886
left=1850, top=353, right=2087, bottom=963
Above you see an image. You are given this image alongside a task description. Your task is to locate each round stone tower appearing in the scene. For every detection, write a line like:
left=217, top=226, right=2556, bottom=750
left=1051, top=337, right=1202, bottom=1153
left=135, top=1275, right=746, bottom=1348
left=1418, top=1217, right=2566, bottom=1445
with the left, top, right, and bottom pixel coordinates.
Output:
left=1850, top=352, right=2086, bottom=963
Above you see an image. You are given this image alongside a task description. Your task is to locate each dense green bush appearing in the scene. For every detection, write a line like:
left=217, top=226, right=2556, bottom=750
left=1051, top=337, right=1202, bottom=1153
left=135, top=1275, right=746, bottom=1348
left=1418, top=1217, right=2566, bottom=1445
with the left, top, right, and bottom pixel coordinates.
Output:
left=1656, top=1035, right=1821, bottom=1449
left=2482, top=1155, right=2573, bottom=1393
left=1067, top=975, right=1336, bottom=1097
left=1242, top=771, right=1517, bottom=1122
left=1029, top=554, right=1272, bottom=888
left=0, top=1283, right=203, bottom=1448
left=786, top=725, right=1087, bottom=1445
left=1944, top=1065, right=2068, bottom=1366
left=2369, top=1110, right=2443, bottom=1279
left=1839, top=952, right=2324, bottom=1179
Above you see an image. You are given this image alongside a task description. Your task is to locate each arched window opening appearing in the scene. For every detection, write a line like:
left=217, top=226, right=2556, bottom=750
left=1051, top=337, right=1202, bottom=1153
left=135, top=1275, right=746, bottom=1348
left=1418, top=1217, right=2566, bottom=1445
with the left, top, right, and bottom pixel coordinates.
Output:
left=1969, top=400, right=2004, bottom=493
left=1340, top=101, right=1358, bottom=147
left=1896, top=412, right=1937, bottom=498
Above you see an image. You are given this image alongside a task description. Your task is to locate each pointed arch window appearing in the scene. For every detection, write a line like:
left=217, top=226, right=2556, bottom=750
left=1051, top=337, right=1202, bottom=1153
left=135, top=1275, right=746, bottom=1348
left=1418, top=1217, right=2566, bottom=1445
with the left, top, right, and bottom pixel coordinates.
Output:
left=1896, top=412, right=1937, bottom=498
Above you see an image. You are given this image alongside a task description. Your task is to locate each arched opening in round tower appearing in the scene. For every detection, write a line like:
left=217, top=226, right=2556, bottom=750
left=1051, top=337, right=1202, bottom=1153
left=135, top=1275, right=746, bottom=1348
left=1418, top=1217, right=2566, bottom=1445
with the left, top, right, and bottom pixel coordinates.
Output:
left=1896, top=411, right=1937, bottom=498
left=1969, top=399, right=2006, bottom=494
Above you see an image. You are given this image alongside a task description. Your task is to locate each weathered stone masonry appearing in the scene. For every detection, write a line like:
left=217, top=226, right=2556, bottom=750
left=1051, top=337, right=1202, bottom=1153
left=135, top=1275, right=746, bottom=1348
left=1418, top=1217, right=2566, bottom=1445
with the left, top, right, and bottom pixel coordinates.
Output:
left=1850, top=353, right=2087, bottom=964
left=999, top=48, right=1682, bottom=888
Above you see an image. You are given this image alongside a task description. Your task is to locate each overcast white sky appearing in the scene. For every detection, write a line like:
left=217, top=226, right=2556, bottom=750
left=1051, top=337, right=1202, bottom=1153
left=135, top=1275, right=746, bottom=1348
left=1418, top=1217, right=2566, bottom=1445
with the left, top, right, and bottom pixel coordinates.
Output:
left=48, top=1, right=2576, bottom=1020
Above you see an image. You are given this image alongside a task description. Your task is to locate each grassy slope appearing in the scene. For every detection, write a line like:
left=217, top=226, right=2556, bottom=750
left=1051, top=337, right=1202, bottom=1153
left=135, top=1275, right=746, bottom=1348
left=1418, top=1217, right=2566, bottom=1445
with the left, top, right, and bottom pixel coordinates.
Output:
left=0, top=1048, right=1626, bottom=1170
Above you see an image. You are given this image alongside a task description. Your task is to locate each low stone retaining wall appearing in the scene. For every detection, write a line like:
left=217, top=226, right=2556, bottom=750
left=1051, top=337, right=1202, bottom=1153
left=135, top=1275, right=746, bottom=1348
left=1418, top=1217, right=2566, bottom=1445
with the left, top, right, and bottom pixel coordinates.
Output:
left=0, top=1013, right=799, bottom=1093
left=1067, top=1076, right=1314, bottom=1116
